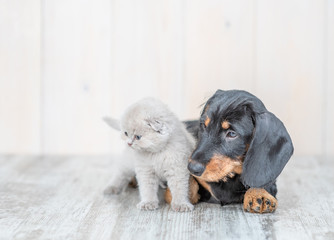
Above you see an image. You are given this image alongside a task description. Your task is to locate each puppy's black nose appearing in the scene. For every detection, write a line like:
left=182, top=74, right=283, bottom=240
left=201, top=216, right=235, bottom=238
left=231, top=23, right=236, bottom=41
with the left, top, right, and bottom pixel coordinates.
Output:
left=188, top=161, right=205, bottom=176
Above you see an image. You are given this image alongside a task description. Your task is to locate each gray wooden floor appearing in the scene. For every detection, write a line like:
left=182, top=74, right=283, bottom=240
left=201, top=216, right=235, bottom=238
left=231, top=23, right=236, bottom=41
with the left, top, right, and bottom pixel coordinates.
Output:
left=0, top=155, right=333, bottom=240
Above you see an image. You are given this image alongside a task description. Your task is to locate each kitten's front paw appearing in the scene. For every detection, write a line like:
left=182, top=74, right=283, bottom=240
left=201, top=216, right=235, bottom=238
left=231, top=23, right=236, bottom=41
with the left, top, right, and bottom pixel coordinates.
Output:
left=103, top=185, right=123, bottom=195
left=137, top=201, right=159, bottom=210
left=171, top=202, right=194, bottom=212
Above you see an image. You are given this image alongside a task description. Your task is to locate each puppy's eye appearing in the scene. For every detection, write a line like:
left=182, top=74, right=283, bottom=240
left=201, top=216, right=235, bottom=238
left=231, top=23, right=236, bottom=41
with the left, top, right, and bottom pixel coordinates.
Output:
left=226, top=130, right=237, bottom=138
left=135, top=135, right=141, bottom=140
left=200, top=122, right=206, bottom=129
left=124, top=132, right=128, bottom=136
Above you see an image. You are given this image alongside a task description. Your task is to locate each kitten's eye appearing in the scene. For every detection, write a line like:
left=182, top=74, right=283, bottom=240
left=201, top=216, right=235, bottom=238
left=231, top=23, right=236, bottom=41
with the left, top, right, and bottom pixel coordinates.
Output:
left=124, top=132, right=128, bottom=136
left=226, top=130, right=237, bottom=139
left=135, top=135, right=141, bottom=140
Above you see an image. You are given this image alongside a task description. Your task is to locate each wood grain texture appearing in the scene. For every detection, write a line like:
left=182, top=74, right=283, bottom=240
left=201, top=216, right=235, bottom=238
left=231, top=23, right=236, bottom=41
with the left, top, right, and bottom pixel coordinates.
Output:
left=42, top=0, right=113, bottom=154
left=0, top=1, right=333, bottom=156
left=108, top=0, right=187, bottom=151
left=183, top=0, right=255, bottom=118
left=255, top=0, right=326, bottom=155
left=0, top=0, right=41, bottom=154
left=0, top=155, right=333, bottom=240
left=110, top=0, right=185, bottom=116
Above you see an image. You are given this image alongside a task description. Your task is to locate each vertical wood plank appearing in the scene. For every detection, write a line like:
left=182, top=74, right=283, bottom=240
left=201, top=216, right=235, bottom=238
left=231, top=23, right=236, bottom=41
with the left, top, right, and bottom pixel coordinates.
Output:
left=42, top=0, right=113, bottom=154
left=183, top=0, right=255, bottom=119
left=255, top=0, right=326, bottom=155
left=110, top=0, right=140, bottom=118
left=154, top=0, right=185, bottom=118
left=0, top=0, right=41, bottom=154
left=326, top=0, right=334, bottom=156
left=110, top=0, right=185, bottom=117
left=109, top=0, right=186, bottom=152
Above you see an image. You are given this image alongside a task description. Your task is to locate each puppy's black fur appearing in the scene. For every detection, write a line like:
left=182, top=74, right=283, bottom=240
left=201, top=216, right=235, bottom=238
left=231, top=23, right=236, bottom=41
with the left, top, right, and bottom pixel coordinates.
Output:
left=185, top=90, right=294, bottom=208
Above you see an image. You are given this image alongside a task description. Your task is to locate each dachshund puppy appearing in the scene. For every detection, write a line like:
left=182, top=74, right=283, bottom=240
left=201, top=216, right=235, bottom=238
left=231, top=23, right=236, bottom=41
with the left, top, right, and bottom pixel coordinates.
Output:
left=187, top=90, right=294, bottom=213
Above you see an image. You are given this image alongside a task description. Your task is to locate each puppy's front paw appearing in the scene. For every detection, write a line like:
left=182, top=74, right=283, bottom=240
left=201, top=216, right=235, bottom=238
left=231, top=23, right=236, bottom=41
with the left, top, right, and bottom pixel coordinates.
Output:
left=243, top=188, right=277, bottom=213
left=103, top=185, right=123, bottom=195
left=171, top=202, right=194, bottom=212
left=136, top=201, right=159, bottom=210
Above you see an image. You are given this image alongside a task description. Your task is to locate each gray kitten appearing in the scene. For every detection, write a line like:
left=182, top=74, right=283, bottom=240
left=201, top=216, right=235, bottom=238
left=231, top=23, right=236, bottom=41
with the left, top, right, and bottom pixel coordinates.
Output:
left=104, top=98, right=196, bottom=212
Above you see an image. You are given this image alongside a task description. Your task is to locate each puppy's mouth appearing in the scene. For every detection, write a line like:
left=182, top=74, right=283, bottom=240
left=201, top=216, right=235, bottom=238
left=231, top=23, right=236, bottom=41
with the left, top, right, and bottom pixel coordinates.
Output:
left=188, top=155, right=243, bottom=182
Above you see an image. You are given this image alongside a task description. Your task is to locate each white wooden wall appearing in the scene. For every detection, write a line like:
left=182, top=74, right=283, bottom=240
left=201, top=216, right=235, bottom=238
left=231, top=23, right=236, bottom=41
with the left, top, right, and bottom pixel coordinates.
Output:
left=0, top=0, right=333, bottom=156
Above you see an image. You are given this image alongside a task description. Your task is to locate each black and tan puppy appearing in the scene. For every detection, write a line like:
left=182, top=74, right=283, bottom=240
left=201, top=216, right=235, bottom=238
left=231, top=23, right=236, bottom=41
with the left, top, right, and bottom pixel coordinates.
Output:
left=186, top=90, right=294, bottom=213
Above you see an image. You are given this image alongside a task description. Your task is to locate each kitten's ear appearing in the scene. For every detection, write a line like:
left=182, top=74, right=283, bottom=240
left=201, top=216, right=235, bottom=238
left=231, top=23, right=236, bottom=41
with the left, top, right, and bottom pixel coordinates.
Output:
left=145, top=119, right=168, bottom=135
left=103, top=116, right=121, bottom=131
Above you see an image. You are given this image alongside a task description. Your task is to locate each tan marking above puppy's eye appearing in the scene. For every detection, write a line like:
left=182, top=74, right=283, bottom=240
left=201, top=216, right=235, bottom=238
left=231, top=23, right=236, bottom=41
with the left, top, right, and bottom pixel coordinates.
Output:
left=222, top=120, right=230, bottom=130
left=204, top=116, right=211, bottom=127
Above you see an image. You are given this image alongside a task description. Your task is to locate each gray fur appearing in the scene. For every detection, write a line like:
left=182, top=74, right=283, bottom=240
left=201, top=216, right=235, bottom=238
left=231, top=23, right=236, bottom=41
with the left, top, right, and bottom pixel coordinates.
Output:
left=104, top=98, right=196, bottom=212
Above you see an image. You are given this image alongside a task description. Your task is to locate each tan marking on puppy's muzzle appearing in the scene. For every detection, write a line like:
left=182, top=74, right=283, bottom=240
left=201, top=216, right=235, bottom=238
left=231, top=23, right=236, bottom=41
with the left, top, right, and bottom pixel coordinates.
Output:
left=195, top=154, right=243, bottom=182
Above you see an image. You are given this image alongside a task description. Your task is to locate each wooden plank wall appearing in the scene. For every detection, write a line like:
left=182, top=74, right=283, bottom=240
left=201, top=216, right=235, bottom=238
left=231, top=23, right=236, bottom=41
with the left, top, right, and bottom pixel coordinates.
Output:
left=42, top=0, right=113, bottom=154
left=0, top=0, right=333, bottom=156
left=0, top=0, right=41, bottom=154
left=255, top=0, right=326, bottom=156
left=327, top=0, right=334, bottom=156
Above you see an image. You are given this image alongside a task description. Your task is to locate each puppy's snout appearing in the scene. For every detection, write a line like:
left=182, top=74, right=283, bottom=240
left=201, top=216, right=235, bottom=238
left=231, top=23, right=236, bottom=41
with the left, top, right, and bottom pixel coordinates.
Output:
left=188, top=161, right=205, bottom=176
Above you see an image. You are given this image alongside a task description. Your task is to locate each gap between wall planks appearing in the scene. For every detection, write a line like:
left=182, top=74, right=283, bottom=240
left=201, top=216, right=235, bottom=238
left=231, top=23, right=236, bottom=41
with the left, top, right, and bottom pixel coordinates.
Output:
left=326, top=0, right=334, bottom=156
left=0, top=0, right=333, bottom=155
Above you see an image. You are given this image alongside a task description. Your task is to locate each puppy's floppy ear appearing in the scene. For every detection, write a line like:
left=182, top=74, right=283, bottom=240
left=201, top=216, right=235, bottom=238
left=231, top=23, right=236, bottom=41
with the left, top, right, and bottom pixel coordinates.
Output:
left=145, top=119, right=168, bottom=135
left=103, top=116, right=121, bottom=131
left=241, top=112, right=294, bottom=188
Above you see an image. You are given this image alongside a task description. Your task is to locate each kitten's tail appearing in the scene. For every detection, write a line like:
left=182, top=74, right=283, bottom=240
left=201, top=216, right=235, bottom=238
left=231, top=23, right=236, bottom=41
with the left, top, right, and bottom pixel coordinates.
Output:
left=103, top=116, right=121, bottom=131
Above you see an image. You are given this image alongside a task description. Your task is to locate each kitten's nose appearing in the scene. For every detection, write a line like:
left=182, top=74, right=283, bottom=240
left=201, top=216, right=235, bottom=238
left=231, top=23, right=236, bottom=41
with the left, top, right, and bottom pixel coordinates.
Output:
left=188, top=161, right=205, bottom=176
left=127, top=142, right=132, bottom=146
